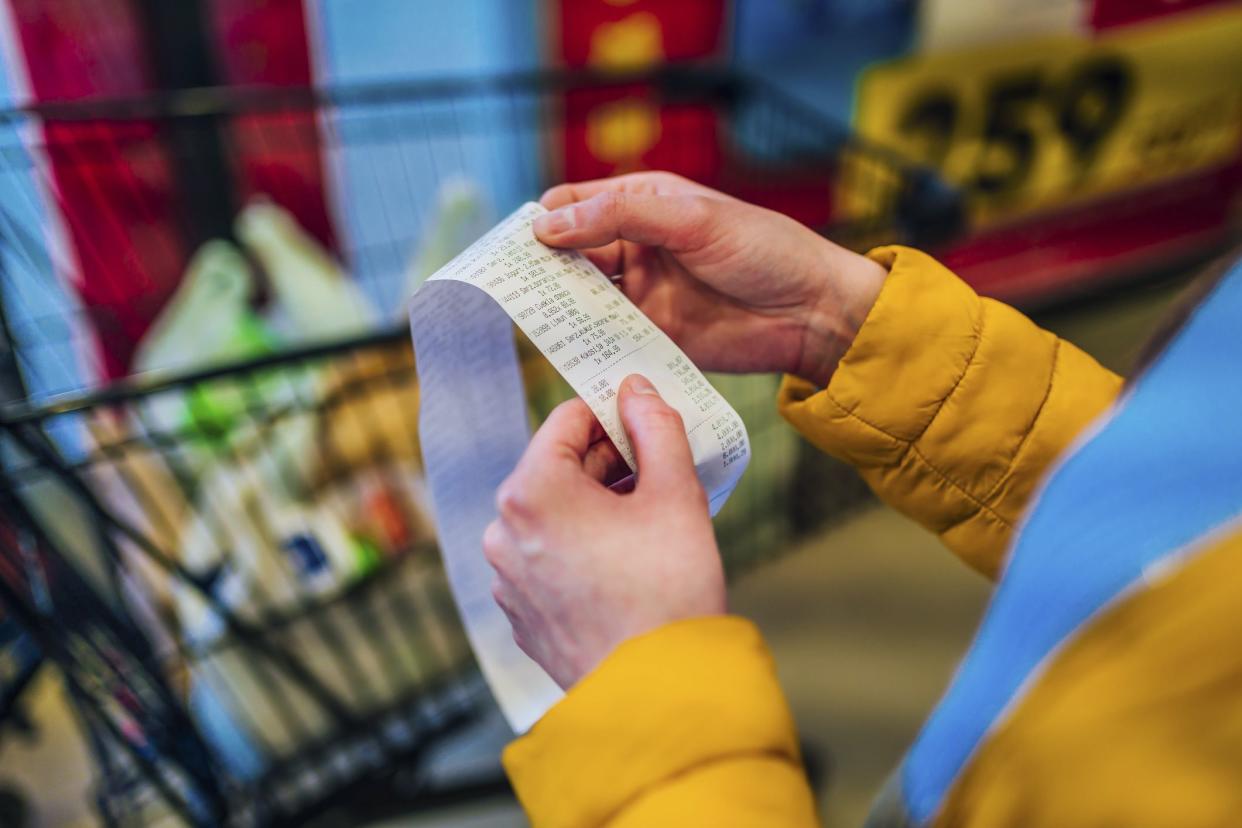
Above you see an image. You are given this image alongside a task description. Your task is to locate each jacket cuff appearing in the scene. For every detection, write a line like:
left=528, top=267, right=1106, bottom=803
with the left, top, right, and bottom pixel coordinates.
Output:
left=502, top=616, right=801, bottom=828
left=778, top=245, right=983, bottom=466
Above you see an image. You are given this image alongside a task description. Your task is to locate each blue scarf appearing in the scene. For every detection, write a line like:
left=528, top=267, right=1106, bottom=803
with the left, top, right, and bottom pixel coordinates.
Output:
left=903, top=259, right=1242, bottom=824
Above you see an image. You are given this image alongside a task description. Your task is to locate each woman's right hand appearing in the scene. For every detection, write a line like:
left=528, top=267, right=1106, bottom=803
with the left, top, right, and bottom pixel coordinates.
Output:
left=534, top=172, right=887, bottom=388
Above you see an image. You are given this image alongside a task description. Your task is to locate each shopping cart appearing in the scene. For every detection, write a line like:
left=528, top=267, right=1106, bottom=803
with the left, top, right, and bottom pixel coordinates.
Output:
left=0, top=599, right=41, bottom=828
left=0, top=68, right=962, bottom=825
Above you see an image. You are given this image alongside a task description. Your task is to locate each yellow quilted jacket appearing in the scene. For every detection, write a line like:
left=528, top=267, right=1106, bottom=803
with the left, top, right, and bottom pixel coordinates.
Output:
left=501, top=246, right=1242, bottom=827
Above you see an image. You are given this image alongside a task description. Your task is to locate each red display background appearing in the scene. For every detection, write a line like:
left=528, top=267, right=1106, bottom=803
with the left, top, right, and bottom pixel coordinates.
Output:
left=7, top=0, right=336, bottom=378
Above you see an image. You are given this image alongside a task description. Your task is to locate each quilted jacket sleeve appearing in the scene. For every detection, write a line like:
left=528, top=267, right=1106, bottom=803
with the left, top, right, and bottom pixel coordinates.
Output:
left=780, top=246, right=1123, bottom=578
left=502, top=617, right=819, bottom=828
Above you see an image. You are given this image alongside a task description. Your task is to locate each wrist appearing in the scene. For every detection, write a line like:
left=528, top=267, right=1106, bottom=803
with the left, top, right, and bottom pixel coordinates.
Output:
left=794, top=245, right=887, bottom=388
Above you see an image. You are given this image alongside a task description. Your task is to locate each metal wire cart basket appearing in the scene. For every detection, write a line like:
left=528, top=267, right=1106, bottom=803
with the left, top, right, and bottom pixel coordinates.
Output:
left=0, top=69, right=961, bottom=825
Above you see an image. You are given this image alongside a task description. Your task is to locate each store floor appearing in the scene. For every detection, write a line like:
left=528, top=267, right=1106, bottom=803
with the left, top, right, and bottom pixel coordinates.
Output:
left=0, top=270, right=1195, bottom=827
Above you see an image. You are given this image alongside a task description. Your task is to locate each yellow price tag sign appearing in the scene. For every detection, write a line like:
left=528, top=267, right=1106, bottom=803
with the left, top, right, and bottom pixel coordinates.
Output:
left=854, top=6, right=1242, bottom=226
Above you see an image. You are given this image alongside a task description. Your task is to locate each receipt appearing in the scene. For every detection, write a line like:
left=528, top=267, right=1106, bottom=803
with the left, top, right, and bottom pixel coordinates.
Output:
left=409, top=202, right=750, bottom=731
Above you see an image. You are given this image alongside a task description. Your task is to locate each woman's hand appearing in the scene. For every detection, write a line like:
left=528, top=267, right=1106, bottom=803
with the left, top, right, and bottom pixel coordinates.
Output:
left=535, top=172, right=886, bottom=387
left=484, top=375, right=725, bottom=689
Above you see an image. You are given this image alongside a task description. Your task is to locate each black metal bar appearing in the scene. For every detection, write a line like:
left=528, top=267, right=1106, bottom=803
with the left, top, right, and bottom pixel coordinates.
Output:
left=0, top=233, right=31, bottom=406
left=0, top=324, right=409, bottom=425
left=0, top=65, right=742, bottom=124
left=0, top=420, right=363, bottom=731
left=0, top=636, right=40, bottom=738
left=133, top=0, right=237, bottom=248
left=0, top=550, right=223, bottom=826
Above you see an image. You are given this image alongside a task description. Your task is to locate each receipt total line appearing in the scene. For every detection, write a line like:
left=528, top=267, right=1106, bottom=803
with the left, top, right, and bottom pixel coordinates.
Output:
left=575, top=335, right=663, bottom=385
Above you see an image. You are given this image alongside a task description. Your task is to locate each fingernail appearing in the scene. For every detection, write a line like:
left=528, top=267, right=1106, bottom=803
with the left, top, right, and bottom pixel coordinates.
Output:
left=535, top=207, right=574, bottom=236
left=626, top=374, right=657, bottom=395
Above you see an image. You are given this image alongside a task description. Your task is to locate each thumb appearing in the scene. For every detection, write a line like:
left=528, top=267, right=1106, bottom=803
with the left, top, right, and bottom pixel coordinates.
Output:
left=533, top=190, right=714, bottom=253
left=617, top=374, right=701, bottom=497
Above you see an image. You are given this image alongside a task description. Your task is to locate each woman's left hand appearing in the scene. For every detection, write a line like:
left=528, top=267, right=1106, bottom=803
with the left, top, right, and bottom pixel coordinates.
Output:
left=484, top=374, right=727, bottom=689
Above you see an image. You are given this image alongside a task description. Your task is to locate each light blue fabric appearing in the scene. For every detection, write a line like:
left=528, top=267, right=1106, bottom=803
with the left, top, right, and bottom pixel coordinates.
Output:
left=903, top=259, right=1242, bottom=824
left=0, top=39, right=93, bottom=403
left=189, top=679, right=266, bottom=782
left=311, top=0, right=539, bottom=313
left=0, top=37, right=93, bottom=458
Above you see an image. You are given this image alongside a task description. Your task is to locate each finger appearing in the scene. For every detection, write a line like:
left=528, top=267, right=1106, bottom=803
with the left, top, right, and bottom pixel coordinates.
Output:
left=540, top=180, right=611, bottom=210
left=490, top=577, right=524, bottom=637
left=579, top=241, right=624, bottom=277
left=498, top=398, right=609, bottom=523
left=582, top=438, right=630, bottom=485
left=490, top=576, right=509, bottom=611
left=617, top=374, right=701, bottom=496
left=509, top=398, right=599, bottom=490
left=538, top=174, right=667, bottom=210
left=586, top=410, right=608, bottom=444
left=530, top=397, right=598, bottom=461
left=481, top=519, right=515, bottom=572
left=534, top=190, right=716, bottom=254
left=539, top=172, right=720, bottom=210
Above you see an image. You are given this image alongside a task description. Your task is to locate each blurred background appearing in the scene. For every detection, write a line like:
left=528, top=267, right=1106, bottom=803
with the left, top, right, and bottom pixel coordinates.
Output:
left=0, top=1, right=1237, bottom=825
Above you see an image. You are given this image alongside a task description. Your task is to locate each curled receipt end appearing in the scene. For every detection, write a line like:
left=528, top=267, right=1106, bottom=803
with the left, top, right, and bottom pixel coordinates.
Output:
left=409, top=202, right=750, bottom=732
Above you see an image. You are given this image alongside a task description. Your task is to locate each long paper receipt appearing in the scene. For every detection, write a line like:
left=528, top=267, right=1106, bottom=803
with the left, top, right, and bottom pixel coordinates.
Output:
left=409, top=202, right=750, bottom=732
